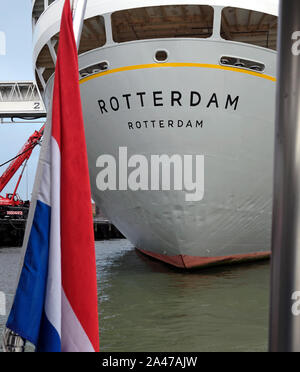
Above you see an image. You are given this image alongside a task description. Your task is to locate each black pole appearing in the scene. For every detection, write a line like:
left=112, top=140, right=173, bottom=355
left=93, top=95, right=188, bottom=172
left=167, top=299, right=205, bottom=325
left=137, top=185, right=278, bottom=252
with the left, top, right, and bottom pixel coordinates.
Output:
left=269, top=0, right=300, bottom=352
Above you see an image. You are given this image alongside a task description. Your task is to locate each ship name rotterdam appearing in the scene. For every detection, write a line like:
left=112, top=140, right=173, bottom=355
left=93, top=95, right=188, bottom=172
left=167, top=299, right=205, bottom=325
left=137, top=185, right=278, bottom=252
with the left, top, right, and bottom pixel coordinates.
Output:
left=97, top=90, right=240, bottom=130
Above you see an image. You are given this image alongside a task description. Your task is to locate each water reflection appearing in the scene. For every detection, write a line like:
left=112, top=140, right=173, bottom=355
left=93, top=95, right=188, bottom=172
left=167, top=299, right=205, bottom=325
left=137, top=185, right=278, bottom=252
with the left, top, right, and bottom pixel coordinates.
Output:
left=0, top=242, right=269, bottom=352
left=96, top=241, right=269, bottom=352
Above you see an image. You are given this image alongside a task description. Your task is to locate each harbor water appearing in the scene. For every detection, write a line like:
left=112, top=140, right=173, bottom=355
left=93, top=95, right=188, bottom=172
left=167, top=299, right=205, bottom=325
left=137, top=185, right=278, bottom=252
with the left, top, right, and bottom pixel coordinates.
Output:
left=0, top=240, right=270, bottom=352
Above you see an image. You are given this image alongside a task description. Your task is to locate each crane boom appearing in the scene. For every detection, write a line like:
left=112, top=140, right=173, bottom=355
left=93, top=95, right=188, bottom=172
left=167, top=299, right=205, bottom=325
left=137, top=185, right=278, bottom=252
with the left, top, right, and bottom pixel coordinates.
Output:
left=0, top=125, right=45, bottom=194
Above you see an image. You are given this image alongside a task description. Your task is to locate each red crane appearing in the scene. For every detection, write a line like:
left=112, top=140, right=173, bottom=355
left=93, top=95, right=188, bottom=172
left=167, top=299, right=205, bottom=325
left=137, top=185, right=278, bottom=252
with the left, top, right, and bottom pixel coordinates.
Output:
left=0, top=125, right=44, bottom=210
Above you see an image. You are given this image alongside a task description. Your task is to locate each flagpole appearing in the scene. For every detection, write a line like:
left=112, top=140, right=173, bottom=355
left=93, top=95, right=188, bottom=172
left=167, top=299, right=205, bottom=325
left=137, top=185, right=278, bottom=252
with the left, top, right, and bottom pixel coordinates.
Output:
left=269, top=0, right=300, bottom=352
left=1, top=0, right=87, bottom=353
left=71, top=0, right=87, bottom=50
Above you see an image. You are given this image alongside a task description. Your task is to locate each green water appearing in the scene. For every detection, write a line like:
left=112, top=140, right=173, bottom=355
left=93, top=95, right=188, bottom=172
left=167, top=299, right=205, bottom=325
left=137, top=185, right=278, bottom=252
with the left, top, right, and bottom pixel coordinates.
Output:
left=0, top=240, right=270, bottom=352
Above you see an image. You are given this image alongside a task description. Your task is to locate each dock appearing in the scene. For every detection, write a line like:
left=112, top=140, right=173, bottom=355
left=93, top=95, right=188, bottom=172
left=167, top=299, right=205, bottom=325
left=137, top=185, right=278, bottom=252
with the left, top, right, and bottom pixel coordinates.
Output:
left=0, top=217, right=124, bottom=248
left=93, top=217, right=124, bottom=241
left=0, top=218, right=25, bottom=247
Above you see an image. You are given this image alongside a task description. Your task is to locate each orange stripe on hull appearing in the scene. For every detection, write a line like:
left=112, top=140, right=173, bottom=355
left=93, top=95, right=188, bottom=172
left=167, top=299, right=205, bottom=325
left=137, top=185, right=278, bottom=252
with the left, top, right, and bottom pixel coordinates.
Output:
left=138, top=248, right=270, bottom=269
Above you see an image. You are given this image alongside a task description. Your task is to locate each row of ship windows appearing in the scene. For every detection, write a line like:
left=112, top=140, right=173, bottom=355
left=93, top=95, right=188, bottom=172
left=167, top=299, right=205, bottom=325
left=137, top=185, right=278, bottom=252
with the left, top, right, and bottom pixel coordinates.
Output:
left=109, top=6, right=277, bottom=50
left=37, top=5, right=277, bottom=50
left=35, top=5, right=277, bottom=87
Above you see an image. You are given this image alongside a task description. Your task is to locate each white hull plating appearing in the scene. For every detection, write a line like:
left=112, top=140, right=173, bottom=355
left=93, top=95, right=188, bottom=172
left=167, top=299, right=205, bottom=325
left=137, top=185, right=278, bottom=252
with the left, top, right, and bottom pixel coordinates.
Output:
left=78, top=38, right=276, bottom=268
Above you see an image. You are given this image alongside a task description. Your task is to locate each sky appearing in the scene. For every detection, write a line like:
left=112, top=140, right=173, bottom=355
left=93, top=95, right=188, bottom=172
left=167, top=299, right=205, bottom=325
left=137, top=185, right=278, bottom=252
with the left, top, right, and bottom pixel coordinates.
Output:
left=0, top=0, right=42, bottom=200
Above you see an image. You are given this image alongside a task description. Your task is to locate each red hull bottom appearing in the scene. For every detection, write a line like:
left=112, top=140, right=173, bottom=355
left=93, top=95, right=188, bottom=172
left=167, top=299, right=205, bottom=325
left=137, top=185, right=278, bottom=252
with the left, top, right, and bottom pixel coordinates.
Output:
left=138, top=248, right=270, bottom=269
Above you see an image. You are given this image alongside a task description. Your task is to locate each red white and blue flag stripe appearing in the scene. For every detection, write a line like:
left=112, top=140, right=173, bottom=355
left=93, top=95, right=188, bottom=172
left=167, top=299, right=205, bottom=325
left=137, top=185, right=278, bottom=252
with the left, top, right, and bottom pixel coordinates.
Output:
left=6, top=0, right=99, bottom=352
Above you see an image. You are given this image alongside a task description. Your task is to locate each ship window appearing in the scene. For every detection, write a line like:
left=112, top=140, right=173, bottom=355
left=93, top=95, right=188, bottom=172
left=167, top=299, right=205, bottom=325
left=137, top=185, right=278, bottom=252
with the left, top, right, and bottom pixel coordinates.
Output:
left=79, top=62, right=109, bottom=79
left=111, top=5, right=214, bottom=43
left=35, top=44, right=55, bottom=86
left=36, top=15, right=107, bottom=89
left=79, top=16, right=106, bottom=54
left=32, top=0, right=57, bottom=22
left=52, top=16, right=106, bottom=55
left=220, top=56, right=265, bottom=72
left=221, top=7, right=277, bottom=50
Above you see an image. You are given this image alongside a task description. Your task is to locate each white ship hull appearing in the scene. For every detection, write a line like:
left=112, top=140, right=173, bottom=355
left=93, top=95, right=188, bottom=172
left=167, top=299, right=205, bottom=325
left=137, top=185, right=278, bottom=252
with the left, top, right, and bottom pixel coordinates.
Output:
left=33, top=0, right=278, bottom=268
left=78, top=39, right=276, bottom=268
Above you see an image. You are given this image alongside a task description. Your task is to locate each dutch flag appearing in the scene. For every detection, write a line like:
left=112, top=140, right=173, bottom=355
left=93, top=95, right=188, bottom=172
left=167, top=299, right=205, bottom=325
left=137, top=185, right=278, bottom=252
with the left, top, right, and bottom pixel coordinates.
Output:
left=5, top=0, right=99, bottom=352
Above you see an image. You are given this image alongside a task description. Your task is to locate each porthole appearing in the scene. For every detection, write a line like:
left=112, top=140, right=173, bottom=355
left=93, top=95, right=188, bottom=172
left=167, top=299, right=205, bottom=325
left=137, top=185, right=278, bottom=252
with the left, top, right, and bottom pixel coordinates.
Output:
left=154, top=50, right=169, bottom=63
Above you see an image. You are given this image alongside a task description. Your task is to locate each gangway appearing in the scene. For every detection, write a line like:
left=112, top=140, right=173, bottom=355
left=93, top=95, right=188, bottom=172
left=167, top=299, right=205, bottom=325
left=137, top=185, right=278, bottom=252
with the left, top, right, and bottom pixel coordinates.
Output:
left=0, top=81, right=46, bottom=119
